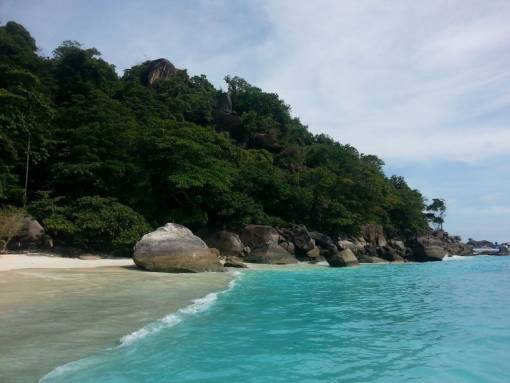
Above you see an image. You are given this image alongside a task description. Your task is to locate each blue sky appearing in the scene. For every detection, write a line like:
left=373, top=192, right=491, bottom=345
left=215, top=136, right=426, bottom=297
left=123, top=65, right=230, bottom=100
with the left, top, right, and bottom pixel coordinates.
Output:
left=2, top=0, right=509, bottom=242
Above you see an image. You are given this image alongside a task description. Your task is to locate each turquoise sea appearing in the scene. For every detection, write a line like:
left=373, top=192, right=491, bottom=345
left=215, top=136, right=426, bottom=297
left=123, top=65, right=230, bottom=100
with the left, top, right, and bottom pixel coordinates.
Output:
left=41, top=256, right=510, bottom=383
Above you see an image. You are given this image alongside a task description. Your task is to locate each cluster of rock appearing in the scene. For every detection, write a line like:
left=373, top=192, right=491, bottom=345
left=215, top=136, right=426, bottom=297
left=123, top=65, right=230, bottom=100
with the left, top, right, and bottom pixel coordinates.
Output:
left=409, top=230, right=473, bottom=261
left=466, top=239, right=497, bottom=249
left=132, top=222, right=483, bottom=273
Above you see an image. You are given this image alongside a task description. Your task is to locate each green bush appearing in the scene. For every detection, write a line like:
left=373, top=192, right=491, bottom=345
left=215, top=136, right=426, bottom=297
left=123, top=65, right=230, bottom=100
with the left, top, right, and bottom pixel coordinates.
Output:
left=29, top=195, right=151, bottom=255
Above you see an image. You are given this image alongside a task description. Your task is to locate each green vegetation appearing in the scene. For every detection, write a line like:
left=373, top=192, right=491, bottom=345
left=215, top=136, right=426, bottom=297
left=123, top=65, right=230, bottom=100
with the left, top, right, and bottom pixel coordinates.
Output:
left=425, top=198, right=447, bottom=231
left=0, top=206, right=25, bottom=252
left=0, top=21, right=432, bottom=252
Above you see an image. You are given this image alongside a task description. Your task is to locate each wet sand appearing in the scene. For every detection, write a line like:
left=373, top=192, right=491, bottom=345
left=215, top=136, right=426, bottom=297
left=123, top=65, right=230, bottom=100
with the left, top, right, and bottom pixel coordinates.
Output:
left=0, top=265, right=233, bottom=383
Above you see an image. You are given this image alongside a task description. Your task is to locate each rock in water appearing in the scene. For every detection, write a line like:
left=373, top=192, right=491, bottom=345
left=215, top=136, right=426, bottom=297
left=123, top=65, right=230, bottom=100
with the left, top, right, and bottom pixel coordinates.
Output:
left=146, top=59, right=177, bottom=86
left=133, top=223, right=223, bottom=273
left=409, top=235, right=447, bottom=262
left=326, top=248, right=359, bottom=267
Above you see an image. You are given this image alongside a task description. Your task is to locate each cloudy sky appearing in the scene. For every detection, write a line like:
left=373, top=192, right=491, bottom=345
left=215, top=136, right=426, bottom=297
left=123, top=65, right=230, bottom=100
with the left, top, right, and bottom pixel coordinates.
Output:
left=2, top=0, right=509, bottom=242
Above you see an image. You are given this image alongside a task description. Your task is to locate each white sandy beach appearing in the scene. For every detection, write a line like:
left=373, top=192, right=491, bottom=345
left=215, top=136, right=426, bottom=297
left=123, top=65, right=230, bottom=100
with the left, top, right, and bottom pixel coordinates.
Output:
left=0, top=252, right=135, bottom=271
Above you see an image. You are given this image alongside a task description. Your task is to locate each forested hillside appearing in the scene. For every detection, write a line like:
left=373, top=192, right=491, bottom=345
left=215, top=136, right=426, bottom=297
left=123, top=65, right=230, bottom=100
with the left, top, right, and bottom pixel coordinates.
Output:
left=0, top=21, right=429, bottom=253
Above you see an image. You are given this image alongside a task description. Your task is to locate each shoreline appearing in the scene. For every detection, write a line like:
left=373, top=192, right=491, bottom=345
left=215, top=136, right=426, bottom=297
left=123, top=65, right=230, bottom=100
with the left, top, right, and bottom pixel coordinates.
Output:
left=0, top=260, right=235, bottom=383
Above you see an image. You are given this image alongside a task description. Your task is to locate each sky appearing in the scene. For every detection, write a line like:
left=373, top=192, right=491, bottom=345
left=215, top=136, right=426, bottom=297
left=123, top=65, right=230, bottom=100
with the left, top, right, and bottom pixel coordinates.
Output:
left=2, top=0, right=509, bottom=242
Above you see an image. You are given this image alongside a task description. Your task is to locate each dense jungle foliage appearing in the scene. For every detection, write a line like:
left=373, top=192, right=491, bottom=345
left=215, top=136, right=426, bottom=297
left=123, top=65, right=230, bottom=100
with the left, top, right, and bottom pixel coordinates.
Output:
left=0, top=22, right=430, bottom=252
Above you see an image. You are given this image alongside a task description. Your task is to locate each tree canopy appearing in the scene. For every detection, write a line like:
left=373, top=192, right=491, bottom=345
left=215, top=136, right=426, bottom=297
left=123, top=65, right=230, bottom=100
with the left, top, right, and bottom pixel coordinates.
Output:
left=0, top=21, right=433, bottom=252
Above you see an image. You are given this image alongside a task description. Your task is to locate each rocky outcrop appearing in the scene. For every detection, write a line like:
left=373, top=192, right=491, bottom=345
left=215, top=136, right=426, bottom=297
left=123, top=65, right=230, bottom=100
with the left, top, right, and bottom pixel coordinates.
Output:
left=240, top=225, right=297, bottom=264
left=495, top=245, right=509, bottom=256
left=467, top=239, right=496, bottom=249
left=146, top=59, right=177, bottom=86
left=310, top=231, right=337, bottom=256
left=201, top=230, right=246, bottom=257
left=326, top=248, right=359, bottom=267
left=446, top=242, right=474, bottom=256
left=408, top=234, right=447, bottom=262
left=408, top=230, right=474, bottom=261
left=213, top=92, right=244, bottom=142
left=216, top=92, right=233, bottom=114
left=361, top=224, right=387, bottom=247
left=133, top=223, right=223, bottom=273
left=375, top=245, right=405, bottom=262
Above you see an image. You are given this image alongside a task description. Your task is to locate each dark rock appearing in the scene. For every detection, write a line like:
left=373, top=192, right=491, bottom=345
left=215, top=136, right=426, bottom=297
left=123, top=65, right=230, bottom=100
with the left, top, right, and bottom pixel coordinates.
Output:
left=201, top=230, right=245, bottom=257
left=279, top=240, right=295, bottom=254
left=215, top=92, right=233, bottom=114
left=289, top=225, right=316, bottom=255
left=446, top=242, right=474, bottom=256
left=376, top=246, right=404, bottom=262
left=146, top=58, right=177, bottom=86
left=243, top=243, right=297, bottom=264
left=496, top=245, right=509, bottom=256
left=224, top=256, right=247, bottom=268
left=78, top=254, right=102, bottom=260
left=409, top=235, right=447, bottom=262
left=214, top=112, right=243, bottom=139
left=326, top=248, right=359, bottom=267
left=248, top=133, right=281, bottom=152
left=389, top=240, right=406, bottom=252
left=240, top=225, right=280, bottom=249
left=361, top=224, right=387, bottom=247
left=240, top=225, right=296, bottom=264
left=355, top=253, right=388, bottom=263
left=305, top=246, right=325, bottom=263
left=310, top=231, right=337, bottom=255
left=133, top=223, right=224, bottom=273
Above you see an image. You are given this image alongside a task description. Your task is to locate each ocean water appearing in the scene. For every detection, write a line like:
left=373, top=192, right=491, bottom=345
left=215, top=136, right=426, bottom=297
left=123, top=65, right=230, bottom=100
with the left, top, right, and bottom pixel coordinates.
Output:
left=41, top=257, right=510, bottom=383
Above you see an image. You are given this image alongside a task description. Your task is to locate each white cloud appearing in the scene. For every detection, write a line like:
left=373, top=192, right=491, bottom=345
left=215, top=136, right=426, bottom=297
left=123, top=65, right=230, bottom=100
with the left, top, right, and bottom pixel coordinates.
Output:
left=251, top=0, right=510, bottom=162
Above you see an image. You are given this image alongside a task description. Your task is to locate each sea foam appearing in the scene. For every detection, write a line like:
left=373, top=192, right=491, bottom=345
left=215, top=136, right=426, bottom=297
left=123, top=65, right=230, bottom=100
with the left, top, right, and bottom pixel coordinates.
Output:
left=39, top=271, right=242, bottom=382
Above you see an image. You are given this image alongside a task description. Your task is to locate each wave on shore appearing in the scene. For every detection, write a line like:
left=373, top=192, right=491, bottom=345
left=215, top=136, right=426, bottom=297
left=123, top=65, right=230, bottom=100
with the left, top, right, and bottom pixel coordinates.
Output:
left=39, top=271, right=242, bottom=382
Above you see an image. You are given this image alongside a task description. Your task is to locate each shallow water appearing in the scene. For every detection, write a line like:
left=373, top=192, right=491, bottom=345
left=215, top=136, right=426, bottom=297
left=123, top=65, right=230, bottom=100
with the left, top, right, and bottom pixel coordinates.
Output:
left=0, top=266, right=233, bottom=383
left=40, top=256, right=510, bottom=383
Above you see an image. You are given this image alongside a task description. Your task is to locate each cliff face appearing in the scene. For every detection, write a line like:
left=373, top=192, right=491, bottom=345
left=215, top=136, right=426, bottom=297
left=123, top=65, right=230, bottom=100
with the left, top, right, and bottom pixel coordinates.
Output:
left=146, top=58, right=178, bottom=85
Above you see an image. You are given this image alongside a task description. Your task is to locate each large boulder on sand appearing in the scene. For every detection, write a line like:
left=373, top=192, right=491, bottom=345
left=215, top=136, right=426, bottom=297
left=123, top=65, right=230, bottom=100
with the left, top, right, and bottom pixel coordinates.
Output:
left=133, top=223, right=223, bottom=273
left=240, top=225, right=297, bottom=264
left=326, top=248, right=359, bottom=267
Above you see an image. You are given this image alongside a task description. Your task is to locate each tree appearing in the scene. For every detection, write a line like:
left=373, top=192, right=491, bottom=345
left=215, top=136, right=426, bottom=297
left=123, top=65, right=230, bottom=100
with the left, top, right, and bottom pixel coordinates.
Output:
left=425, top=198, right=446, bottom=231
left=0, top=206, right=25, bottom=252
